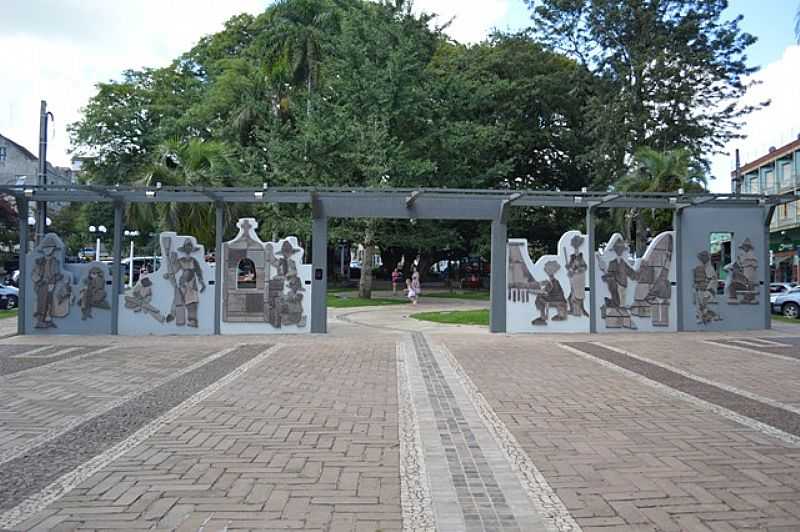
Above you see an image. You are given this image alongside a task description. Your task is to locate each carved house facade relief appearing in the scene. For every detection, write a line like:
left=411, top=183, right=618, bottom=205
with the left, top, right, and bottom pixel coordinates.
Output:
left=118, top=233, right=214, bottom=335
left=593, top=231, right=676, bottom=332
left=506, top=230, right=590, bottom=333
left=220, top=218, right=311, bottom=334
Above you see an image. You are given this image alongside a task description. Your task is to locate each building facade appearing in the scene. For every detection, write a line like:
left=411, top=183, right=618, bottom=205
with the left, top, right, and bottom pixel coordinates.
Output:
left=733, top=137, right=800, bottom=283
left=0, top=133, right=72, bottom=188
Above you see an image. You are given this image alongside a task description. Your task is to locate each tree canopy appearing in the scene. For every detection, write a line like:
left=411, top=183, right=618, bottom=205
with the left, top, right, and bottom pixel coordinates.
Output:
left=529, top=0, right=765, bottom=186
left=65, top=0, right=763, bottom=282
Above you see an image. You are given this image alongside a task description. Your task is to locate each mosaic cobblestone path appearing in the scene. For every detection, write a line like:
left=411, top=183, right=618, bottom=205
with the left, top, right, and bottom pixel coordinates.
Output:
left=401, top=333, right=549, bottom=531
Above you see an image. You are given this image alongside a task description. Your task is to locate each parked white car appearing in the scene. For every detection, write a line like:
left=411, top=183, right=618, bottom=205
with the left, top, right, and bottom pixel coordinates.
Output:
left=0, top=283, right=19, bottom=310
left=770, top=282, right=797, bottom=303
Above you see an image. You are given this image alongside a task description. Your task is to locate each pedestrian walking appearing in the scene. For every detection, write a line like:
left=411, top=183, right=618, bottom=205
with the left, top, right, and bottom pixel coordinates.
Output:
left=411, top=267, right=421, bottom=297
left=391, top=267, right=401, bottom=295
left=406, top=278, right=417, bottom=305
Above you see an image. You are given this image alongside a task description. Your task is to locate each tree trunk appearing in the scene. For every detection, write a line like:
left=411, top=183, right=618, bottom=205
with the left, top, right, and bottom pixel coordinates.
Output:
left=358, top=222, right=376, bottom=299
left=634, top=210, right=646, bottom=257
left=623, top=209, right=634, bottom=247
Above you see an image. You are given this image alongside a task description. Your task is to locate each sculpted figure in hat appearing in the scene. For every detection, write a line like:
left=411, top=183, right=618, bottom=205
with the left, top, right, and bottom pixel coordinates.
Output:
left=164, top=237, right=206, bottom=327
left=32, top=234, right=71, bottom=328
left=565, top=234, right=588, bottom=317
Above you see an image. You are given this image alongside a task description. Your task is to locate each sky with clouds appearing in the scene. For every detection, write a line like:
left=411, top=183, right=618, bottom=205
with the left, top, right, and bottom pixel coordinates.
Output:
left=0, top=0, right=796, bottom=193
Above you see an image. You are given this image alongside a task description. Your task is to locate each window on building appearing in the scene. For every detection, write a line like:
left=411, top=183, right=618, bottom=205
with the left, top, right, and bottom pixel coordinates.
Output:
left=781, top=161, right=792, bottom=189
left=749, top=176, right=758, bottom=193
left=0, top=146, right=6, bottom=162
left=237, top=258, right=257, bottom=289
left=764, top=169, right=775, bottom=193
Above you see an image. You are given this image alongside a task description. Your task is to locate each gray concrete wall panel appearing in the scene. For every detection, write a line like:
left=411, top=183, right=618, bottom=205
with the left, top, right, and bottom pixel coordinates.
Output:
left=680, top=207, right=767, bottom=332
left=24, top=234, right=112, bottom=335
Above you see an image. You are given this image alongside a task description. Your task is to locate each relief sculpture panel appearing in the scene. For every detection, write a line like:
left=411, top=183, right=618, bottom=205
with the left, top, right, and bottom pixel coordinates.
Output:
left=220, top=218, right=311, bottom=334
left=118, top=233, right=214, bottom=335
left=24, top=233, right=112, bottom=335
left=594, top=231, right=676, bottom=332
left=506, top=230, right=589, bottom=333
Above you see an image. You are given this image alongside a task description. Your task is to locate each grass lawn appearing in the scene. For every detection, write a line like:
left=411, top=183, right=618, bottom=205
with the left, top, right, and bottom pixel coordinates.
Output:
left=410, top=309, right=489, bottom=326
left=328, top=286, right=358, bottom=294
left=0, top=309, right=18, bottom=320
left=773, top=315, right=800, bottom=325
left=326, top=294, right=407, bottom=308
left=423, top=290, right=490, bottom=301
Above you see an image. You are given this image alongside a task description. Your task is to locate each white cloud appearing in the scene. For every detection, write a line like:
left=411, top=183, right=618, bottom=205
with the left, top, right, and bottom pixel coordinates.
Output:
left=709, top=45, right=800, bottom=192
left=0, top=1, right=267, bottom=167
left=413, top=0, right=513, bottom=43
left=0, top=0, right=513, bottom=168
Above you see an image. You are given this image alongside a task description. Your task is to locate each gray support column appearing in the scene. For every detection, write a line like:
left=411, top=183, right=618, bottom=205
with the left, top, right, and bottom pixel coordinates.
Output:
left=586, top=206, right=597, bottom=333
left=214, top=202, right=224, bottom=335
left=110, top=201, right=123, bottom=335
left=673, top=208, right=684, bottom=332
left=764, top=206, right=775, bottom=329
left=489, top=220, right=507, bottom=333
left=17, top=197, right=28, bottom=335
left=311, top=215, right=328, bottom=333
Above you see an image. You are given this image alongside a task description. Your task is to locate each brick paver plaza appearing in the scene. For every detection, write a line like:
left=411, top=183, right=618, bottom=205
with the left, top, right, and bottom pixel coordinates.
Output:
left=0, top=307, right=799, bottom=531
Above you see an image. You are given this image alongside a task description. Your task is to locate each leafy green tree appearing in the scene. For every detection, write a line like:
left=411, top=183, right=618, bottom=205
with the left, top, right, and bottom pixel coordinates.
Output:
left=529, top=0, right=765, bottom=186
left=129, top=138, right=241, bottom=247
left=612, top=147, right=706, bottom=254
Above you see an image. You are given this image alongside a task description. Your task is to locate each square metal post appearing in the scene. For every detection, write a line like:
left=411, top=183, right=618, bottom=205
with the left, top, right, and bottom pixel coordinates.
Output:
left=17, top=197, right=28, bottom=335
left=764, top=206, right=775, bottom=329
left=586, top=206, right=597, bottom=333
left=673, top=208, right=684, bottom=331
left=311, top=215, right=328, bottom=333
left=489, top=220, right=507, bottom=333
left=214, top=202, right=224, bottom=335
left=110, top=201, right=123, bottom=335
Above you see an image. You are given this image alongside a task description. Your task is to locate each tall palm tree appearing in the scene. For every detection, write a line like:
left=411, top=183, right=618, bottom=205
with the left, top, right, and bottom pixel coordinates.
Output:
left=268, top=0, right=339, bottom=118
left=128, top=138, right=239, bottom=248
left=613, top=147, right=707, bottom=254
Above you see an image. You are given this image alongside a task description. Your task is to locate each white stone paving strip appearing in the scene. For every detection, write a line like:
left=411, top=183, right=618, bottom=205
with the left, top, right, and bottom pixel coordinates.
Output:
left=431, top=337, right=580, bottom=532
left=0, top=343, right=283, bottom=529
left=0, top=343, right=246, bottom=466
left=558, top=343, right=800, bottom=448
left=11, top=344, right=57, bottom=357
left=396, top=341, right=436, bottom=532
left=731, top=338, right=791, bottom=347
left=10, top=346, right=81, bottom=359
left=2, top=344, right=118, bottom=379
left=594, top=342, right=800, bottom=417
left=702, top=338, right=800, bottom=363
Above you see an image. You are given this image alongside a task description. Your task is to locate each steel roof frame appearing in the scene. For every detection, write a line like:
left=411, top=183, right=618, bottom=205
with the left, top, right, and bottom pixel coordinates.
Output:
left=2, top=185, right=796, bottom=221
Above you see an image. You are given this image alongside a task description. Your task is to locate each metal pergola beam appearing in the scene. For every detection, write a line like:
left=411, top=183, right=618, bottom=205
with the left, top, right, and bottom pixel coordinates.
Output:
left=1, top=185, right=789, bottom=212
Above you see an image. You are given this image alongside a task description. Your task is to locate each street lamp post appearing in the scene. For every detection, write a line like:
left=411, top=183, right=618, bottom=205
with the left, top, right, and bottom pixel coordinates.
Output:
left=28, top=216, right=51, bottom=244
left=89, top=225, right=107, bottom=262
left=123, top=230, right=140, bottom=287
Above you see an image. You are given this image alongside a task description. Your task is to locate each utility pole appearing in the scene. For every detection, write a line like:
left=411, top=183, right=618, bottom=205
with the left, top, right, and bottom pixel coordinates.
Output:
left=36, top=100, right=53, bottom=241
left=733, top=148, right=741, bottom=195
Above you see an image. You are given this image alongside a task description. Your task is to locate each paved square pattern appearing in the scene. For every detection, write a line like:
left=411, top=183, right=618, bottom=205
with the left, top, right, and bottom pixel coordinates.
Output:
left=0, top=319, right=799, bottom=531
